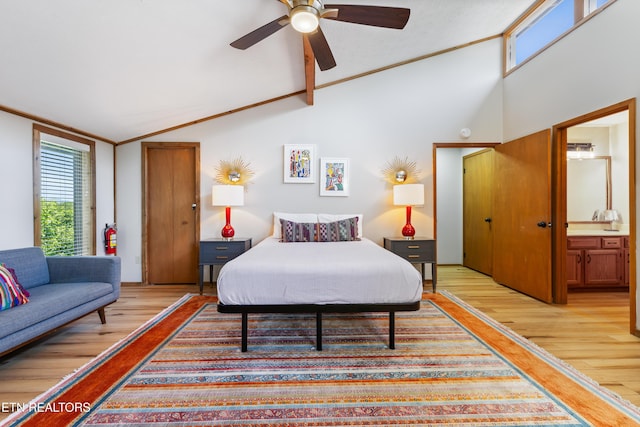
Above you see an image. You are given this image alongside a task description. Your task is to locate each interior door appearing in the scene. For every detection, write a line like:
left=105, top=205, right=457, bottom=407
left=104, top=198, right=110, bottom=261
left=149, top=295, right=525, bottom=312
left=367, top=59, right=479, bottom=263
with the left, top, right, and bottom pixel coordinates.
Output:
left=463, top=149, right=494, bottom=275
left=143, top=143, right=200, bottom=285
left=493, top=130, right=552, bottom=303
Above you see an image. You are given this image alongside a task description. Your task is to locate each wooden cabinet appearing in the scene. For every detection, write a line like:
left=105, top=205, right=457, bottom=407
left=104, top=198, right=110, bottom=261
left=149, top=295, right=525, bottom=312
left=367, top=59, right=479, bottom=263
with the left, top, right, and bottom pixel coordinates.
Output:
left=567, top=235, right=627, bottom=290
left=566, top=249, right=583, bottom=287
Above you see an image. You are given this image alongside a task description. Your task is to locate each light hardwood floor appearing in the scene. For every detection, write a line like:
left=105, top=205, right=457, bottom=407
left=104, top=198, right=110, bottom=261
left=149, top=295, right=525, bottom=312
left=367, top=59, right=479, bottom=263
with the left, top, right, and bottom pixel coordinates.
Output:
left=439, top=265, right=640, bottom=407
left=1, top=265, right=639, bottom=422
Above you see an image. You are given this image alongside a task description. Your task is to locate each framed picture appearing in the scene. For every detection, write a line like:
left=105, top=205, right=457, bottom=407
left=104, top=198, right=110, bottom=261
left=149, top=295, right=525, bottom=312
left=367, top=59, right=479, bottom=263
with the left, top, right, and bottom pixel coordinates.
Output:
left=320, top=157, right=349, bottom=197
left=283, top=144, right=316, bottom=183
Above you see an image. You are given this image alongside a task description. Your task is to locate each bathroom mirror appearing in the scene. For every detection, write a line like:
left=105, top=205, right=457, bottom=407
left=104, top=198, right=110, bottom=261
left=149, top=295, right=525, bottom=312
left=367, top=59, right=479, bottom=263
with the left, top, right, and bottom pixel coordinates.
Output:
left=566, top=156, right=611, bottom=222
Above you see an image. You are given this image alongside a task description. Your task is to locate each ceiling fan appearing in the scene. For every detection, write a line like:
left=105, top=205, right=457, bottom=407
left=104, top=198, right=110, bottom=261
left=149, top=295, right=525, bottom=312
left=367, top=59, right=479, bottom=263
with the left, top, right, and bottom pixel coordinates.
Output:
left=230, top=0, right=410, bottom=71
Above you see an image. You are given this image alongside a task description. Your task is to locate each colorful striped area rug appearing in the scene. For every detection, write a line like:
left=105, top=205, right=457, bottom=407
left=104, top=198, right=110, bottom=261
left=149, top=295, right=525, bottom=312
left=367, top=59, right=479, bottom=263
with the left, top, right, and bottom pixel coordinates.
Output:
left=3, top=292, right=640, bottom=426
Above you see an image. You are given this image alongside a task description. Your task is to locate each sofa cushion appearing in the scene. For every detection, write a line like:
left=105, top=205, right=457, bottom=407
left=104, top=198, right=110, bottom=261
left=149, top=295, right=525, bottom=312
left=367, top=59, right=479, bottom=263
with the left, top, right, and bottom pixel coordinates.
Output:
left=0, top=281, right=113, bottom=337
left=0, top=265, right=29, bottom=311
left=0, top=248, right=49, bottom=289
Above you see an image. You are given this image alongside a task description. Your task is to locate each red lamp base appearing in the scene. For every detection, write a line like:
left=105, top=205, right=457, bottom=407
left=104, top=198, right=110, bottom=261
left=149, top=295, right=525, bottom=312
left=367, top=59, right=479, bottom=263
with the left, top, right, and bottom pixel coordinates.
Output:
left=221, top=206, right=235, bottom=240
left=221, top=224, right=235, bottom=240
left=401, top=205, right=416, bottom=240
left=401, top=224, right=415, bottom=239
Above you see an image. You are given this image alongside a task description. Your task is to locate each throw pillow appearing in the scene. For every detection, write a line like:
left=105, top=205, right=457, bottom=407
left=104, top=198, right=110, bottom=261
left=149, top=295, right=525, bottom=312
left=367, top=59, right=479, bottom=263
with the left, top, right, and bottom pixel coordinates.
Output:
left=317, top=217, right=360, bottom=242
left=0, top=264, right=29, bottom=311
left=318, top=213, right=363, bottom=238
left=272, top=212, right=318, bottom=239
left=4, top=265, right=29, bottom=297
left=280, top=219, right=318, bottom=242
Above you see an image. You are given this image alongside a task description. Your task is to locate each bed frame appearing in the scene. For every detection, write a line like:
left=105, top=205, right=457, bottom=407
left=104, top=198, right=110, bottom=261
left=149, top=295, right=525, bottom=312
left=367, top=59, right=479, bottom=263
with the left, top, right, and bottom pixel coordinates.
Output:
left=217, top=301, right=421, bottom=352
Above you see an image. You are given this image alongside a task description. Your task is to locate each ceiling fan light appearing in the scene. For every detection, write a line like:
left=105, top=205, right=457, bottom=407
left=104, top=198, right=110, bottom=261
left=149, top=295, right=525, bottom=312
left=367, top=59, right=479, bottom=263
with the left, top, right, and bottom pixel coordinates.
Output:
left=290, top=6, right=319, bottom=33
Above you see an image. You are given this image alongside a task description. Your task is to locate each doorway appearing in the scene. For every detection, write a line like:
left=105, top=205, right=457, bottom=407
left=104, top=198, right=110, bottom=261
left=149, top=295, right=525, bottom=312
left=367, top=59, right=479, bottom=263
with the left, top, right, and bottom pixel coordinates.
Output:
left=142, top=142, right=200, bottom=285
left=552, top=99, right=636, bottom=333
left=432, top=143, right=499, bottom=266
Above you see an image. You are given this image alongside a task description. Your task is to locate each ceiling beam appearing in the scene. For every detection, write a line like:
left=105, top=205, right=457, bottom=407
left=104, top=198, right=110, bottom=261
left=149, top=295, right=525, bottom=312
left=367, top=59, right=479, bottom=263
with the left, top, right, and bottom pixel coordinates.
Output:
left=303, top=35, right=315, bottom=106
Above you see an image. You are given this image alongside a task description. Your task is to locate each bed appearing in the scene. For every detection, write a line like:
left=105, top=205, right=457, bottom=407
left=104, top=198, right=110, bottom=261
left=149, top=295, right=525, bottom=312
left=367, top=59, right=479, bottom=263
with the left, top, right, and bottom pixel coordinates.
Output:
left=216, top=213, right=423, bottom=351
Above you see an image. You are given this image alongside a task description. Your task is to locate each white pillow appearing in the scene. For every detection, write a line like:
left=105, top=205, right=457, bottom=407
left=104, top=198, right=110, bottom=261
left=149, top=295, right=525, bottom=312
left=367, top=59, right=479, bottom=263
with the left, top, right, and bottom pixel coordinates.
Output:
left=272, top=212, right=319, bottom=238
left=318, top=213, right=363, bottom=238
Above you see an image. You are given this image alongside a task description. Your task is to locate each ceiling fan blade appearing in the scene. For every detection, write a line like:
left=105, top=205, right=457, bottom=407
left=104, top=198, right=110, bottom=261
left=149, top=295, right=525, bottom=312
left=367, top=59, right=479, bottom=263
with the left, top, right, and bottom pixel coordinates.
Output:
left=307, top=26, right=336, bottom=71
left=323, top=5, right=410, bottom=29
left=230, top=15, right=290, bottom=50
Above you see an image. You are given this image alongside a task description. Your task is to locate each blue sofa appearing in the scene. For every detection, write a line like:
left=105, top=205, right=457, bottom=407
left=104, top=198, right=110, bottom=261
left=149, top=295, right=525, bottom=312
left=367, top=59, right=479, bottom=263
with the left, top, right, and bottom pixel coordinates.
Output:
left=0, top=247, right=121, bottom=357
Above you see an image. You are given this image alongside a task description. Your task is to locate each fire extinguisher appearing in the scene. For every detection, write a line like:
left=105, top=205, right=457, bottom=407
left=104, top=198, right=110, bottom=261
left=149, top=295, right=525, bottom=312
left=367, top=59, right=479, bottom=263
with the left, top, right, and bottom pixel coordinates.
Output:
left=104, top=223, right=117, bottom=255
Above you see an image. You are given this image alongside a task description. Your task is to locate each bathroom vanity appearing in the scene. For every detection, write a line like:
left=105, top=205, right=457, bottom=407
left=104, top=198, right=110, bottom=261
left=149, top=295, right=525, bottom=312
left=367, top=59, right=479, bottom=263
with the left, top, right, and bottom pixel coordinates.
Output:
left=567, top=231, right=629, bottom=290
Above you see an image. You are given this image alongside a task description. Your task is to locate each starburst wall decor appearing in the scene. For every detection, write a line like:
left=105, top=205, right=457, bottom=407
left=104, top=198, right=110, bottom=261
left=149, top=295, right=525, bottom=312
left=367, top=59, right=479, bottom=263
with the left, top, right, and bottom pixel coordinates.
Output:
left=381, top=156, right=420, bottom=185
left=215, top=157, right=254, bottom=185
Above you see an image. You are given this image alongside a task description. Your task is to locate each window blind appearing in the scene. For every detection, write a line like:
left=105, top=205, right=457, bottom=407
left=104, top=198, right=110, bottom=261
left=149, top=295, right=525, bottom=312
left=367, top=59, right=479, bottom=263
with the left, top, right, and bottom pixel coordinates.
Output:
left=40, top=140, right=92, bottom=256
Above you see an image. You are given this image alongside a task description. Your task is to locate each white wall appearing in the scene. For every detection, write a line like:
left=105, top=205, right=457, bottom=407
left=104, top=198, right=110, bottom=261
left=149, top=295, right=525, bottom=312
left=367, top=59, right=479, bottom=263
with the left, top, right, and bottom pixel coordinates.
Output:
left=95, top=142, right=116, bottom=249
left=116, top=38, right=505, bottom=282
left=503, top=0, right=640, bottom=327
left=436, top=148, right=464, bottom=264
left=504, top=1, right=639, bottom=139
left=0, top=110, right=115, bottom=251
left=0, top=111, right=35, bottom=248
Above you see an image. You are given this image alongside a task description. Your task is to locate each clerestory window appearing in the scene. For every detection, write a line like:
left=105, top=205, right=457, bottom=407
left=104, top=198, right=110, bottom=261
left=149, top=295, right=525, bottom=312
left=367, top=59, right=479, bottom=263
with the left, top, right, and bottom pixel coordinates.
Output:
left=505, top=0, right=615, bottom=73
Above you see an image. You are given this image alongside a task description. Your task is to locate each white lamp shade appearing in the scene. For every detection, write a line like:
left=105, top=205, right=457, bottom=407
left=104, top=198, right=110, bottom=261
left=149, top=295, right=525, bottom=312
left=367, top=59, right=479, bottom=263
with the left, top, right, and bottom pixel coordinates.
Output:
left=599, top=209, right=620, bottom=221
left=212, top=185, right=244, bottom=207
left=393, top=184, right=424, bottom=206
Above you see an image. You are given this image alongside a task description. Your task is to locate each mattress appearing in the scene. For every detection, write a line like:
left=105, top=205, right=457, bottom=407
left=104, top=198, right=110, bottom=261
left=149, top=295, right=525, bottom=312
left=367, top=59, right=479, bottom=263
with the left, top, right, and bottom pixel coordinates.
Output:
left=217, top=237, right=423, bottom=306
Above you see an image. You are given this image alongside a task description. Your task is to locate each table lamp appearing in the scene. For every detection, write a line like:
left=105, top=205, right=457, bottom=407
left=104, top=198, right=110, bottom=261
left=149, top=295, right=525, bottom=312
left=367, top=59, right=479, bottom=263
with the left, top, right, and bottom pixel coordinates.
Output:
left=393, top=183, right=424, bottom=239
left=599, top=209, right=621, bottom=231
left=212, top=185, right=244, bottom=240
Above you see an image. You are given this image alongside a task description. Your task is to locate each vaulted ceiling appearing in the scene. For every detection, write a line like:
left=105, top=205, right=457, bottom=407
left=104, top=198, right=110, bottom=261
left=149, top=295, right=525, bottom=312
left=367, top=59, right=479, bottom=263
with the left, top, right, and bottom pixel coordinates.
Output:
left=0, top=0, right=535, bottom=144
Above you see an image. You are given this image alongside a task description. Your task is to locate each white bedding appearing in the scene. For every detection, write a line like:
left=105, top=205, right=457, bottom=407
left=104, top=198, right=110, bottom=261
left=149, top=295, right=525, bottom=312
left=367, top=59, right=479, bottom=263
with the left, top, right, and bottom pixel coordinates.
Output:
left=217, top=237, right=423, bottom=306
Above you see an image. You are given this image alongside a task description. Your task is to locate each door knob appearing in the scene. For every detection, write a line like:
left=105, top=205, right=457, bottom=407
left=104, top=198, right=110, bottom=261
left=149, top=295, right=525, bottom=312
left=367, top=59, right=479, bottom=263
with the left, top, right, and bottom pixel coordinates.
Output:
left=191, top=203, right=197, bottom=210
left=484, top=217, right=492, bottom=223
left=537, top=221, right=552, bottom=228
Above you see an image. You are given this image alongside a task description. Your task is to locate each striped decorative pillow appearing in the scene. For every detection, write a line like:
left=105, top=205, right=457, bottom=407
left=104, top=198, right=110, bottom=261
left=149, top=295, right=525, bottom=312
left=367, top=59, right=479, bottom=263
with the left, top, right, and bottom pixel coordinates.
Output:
left=0, top=264, right=29, bottom=311
left=318, top=217, right=360, bottom=242
left=280, top=219, right=318, bottom=242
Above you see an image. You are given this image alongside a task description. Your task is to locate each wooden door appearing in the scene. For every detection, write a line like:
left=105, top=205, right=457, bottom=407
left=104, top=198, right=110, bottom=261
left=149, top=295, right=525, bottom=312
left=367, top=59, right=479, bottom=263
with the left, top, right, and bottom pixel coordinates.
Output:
left=143, top=143, right=200, bottom=284
left=493, top=130, right=552, bottom=303
left=463, top=149, right=494, bottom=275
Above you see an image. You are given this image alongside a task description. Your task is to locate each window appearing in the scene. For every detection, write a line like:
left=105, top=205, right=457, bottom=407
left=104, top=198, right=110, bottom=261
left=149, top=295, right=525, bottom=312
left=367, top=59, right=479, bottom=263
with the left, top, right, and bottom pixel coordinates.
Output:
left=33, top=125, right=96, bottom=256
left=505, top=0, right=614, bottom=72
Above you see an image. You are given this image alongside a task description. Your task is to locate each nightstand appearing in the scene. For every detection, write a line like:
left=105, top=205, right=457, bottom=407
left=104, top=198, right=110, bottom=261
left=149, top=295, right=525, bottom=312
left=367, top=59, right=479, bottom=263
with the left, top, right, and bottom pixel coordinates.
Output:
left=199, top=238, right=252, bottom=294
left=383, top=237, right=437, bottom=292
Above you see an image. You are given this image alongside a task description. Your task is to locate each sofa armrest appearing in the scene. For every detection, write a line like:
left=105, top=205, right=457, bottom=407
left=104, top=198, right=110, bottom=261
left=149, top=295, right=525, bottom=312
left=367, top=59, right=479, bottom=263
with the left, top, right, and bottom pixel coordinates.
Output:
left=46, top=256, right=121, bottom=297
